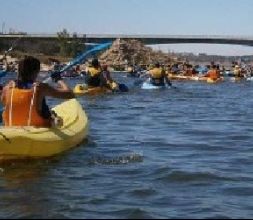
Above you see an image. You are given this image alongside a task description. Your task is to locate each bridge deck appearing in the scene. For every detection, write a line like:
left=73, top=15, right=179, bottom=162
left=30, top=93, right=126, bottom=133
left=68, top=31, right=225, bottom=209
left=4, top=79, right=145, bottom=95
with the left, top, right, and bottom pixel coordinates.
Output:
left=0, top=34, right=253, bottom=46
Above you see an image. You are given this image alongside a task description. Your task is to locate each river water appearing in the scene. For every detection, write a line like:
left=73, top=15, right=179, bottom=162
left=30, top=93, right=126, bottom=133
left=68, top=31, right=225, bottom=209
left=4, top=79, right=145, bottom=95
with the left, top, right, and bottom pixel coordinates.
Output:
left=0, top=73, right=253, bottom=218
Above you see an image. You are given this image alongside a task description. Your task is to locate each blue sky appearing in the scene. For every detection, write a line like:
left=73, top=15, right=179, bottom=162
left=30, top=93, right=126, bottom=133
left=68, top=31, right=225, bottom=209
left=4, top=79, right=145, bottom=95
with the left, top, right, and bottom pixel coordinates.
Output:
left=1, top=0, right=253, bottom=55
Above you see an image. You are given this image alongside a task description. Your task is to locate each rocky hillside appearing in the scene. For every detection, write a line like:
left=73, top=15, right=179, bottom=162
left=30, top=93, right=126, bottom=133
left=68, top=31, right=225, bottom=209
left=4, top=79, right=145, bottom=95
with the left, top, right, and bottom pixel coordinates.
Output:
left=99, top=39, right=177, bottom=67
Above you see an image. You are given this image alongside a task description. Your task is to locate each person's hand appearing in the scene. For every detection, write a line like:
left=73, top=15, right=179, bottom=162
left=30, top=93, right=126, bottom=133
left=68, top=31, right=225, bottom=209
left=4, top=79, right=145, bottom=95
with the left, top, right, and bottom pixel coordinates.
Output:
left=111, top=81, right=119, bottom=91
left=51, top=71, right=62, bottom=83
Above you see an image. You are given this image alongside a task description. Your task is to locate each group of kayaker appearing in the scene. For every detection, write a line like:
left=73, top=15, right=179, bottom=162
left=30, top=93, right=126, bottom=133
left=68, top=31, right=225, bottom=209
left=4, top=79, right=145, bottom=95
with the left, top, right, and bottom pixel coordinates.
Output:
left=0, top=55, right=125, bottom=128
left=0, top=54, right=252, bottom=128
left=127, top=60, right=253, bottom=83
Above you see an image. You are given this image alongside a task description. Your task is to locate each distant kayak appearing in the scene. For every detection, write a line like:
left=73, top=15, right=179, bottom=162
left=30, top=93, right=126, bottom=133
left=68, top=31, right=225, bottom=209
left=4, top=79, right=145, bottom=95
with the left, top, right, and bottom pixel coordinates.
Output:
left=206, top=77, right=224, bottom=84
left=74, top=83, right=128, bottom=95
left=141, top=78, right=166, bottom=90
left=169, top=74, right=190, bottom=81
left=193, top=76, right=224, bottom=83
left=229, top=77, right=244, bottom=82
left=169, top=74, right=201, bottom=81
left=246, top=77, right=253, bottom=81
left=74, top=84, right=111, bottom=96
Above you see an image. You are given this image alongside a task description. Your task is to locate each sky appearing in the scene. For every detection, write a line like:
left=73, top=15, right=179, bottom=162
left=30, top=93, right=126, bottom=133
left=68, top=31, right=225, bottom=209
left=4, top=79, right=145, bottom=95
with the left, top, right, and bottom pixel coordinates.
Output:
left=0, top=0, right=253, bottom=55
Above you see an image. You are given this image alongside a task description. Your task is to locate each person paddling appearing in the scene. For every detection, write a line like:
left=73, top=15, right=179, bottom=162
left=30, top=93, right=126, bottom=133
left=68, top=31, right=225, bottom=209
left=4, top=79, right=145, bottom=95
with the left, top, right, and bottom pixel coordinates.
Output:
left=203, top=64, right=221, bottom=81
left=100, top=64, right=119, bottom=91
left=84, top=58, right=102, bottom=87
left=1, top=56, right=74, bottom=127
left=148, top=62, right=172, bottom=87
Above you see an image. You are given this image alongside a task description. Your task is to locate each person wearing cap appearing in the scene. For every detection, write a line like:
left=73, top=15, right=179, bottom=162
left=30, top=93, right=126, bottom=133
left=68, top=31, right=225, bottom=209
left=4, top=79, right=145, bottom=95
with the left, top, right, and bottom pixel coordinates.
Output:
left=84, top=58, right=102, bottom=87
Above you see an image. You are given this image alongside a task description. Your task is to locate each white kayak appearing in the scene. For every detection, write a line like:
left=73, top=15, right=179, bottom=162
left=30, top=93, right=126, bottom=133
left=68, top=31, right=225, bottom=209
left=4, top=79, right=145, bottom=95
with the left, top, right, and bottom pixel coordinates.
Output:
left=246, top=77, right=253, bottom=81
left=141, top=78, right=166, bottom=90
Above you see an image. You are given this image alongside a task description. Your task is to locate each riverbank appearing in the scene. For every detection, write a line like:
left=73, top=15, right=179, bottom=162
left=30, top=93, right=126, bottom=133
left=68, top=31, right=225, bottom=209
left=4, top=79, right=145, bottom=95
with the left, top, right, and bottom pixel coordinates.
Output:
left=1, top=38, right=252, bottom=73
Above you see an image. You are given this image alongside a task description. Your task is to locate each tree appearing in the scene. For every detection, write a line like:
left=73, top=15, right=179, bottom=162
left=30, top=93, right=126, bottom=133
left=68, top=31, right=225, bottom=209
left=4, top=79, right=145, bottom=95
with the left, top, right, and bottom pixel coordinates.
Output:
left=57, top=29, right=84, bottom=57
left=57, top=29, right=72, bottom=57
left=70, top=32, right=83, bottom=57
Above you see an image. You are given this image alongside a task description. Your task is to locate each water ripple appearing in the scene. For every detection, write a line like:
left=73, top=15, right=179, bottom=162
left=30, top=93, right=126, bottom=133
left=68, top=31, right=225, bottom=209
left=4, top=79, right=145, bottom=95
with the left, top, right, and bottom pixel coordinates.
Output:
left=88, top=153, right=144, bottom=165
left=155, top=170, right=233, bottom=183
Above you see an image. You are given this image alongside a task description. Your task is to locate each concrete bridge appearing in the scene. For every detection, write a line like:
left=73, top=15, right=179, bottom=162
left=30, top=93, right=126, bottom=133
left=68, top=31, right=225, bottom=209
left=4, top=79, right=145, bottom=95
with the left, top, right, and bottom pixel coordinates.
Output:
left=1, top=34, right=253, bottom=46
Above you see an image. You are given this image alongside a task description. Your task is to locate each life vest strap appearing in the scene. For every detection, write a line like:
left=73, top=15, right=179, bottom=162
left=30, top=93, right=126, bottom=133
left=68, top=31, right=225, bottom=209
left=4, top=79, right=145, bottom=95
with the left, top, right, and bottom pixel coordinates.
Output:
left=27, top=85, right=37, bottom=126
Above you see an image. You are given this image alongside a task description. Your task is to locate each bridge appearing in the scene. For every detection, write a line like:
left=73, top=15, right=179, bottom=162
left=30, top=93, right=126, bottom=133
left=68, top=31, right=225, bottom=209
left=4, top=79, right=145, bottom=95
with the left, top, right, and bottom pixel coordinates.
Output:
left=1, top=34, right=253, bottom=46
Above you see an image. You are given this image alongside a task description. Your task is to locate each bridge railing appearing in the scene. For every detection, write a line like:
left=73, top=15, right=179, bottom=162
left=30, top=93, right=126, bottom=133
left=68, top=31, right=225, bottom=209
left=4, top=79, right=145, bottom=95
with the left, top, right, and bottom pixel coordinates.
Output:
left=0, top=33, right=253, bottom=40
left=0, top=33, right=253, bottom=41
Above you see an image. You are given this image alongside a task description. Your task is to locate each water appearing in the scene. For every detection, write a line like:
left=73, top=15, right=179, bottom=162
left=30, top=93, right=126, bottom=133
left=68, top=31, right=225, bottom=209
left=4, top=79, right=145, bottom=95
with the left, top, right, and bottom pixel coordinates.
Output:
left=1, top=73, right=253, bottom=218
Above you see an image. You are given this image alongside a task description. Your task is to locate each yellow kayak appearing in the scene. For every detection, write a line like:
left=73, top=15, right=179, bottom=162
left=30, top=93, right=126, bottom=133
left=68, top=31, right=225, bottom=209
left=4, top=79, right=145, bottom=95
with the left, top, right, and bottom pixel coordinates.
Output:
left=0, top=99, right=88, bottom=161
left=206, top=77, right=223, bottom=84
left=197, top=77, right=224, bottom=83
left=168, top=74, right=200, bottom=81
left=168, top=74, right=191, bottom=81
left=73, top=84, right=111, bottom=96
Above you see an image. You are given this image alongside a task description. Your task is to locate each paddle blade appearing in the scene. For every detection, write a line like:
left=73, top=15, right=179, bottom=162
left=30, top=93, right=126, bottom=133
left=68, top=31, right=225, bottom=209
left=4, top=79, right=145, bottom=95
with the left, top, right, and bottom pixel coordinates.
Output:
left=118, top=84, right=129, bottom=92
left=60, top=42, right=112, bottom=73
left=0, top=71, right=7, bottom=78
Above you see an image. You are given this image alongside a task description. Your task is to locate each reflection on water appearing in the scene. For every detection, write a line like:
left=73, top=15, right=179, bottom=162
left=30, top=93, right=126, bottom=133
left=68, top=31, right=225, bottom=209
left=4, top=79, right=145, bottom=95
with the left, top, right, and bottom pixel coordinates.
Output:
left=0, top=73, right=253, bottom=218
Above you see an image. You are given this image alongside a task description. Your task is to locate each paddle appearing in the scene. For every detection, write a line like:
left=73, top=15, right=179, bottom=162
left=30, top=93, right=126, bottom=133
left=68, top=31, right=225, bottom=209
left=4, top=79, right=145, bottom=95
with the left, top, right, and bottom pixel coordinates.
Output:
left=61, top=42, right=128, bottom=93
left=5, top=36, right=23, bottom=55
left=60, top=42, right=112, bottom=73
left=165, top=77, right=178, bottom=89
left=44, top=42, right=113, bottom=83
left=133, top=70, right=149, bottom=86
left=117, top=83, right=129, bottom=92
left=0, top=37, right=25, bottom=122
left=0, top=36, right=24, bottom=79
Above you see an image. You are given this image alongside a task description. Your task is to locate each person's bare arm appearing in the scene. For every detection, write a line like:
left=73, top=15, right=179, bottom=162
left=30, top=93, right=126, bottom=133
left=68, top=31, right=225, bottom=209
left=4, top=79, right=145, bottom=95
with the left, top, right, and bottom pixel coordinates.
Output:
left=39, top=81, right=75, bottom=99
left=1, top=86, right=7, bottom=104
left=1, top=81, right=14, bottom=104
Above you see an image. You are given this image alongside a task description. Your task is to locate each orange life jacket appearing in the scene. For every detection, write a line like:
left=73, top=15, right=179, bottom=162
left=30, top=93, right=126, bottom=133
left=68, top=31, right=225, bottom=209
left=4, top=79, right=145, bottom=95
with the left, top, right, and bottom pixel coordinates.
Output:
left=206, top=70, right=220, bottom=80
left=2, top=82, right=50, bottom=127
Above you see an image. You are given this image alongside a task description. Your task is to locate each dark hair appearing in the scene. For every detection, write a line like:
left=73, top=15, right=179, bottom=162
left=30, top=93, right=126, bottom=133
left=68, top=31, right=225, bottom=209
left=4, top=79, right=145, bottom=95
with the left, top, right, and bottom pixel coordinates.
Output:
left=154, top=62, right=160, bottom=68
left=18, top=56, right=40, bottom=82
left=91, top=58, right=99, bottom=67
